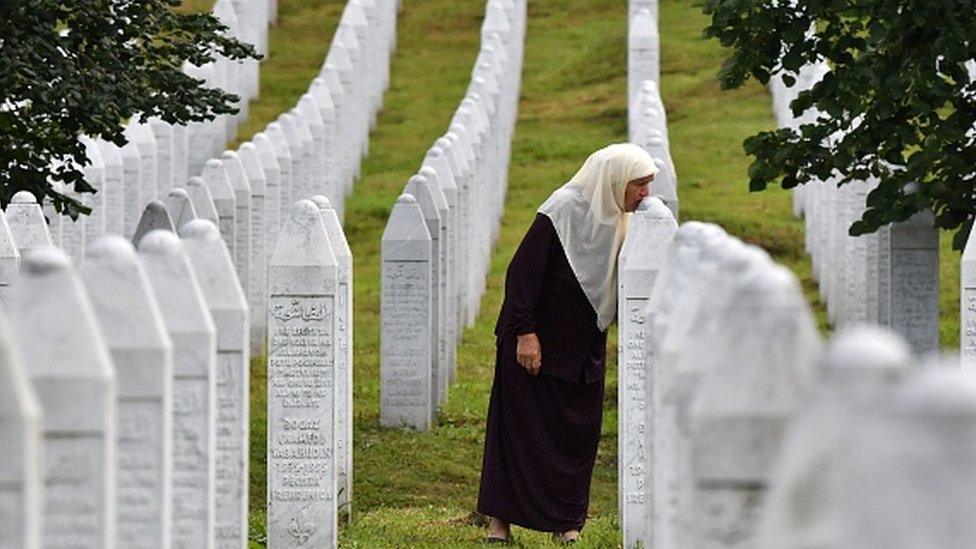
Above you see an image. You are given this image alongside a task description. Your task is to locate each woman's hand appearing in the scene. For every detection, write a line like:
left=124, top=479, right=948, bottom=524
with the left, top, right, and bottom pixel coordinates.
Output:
left=516, top=333, right=542, bottom=376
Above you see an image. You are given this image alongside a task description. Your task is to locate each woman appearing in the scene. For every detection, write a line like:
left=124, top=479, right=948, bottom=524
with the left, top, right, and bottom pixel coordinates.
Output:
left=478, top=143, right=658, bottom=544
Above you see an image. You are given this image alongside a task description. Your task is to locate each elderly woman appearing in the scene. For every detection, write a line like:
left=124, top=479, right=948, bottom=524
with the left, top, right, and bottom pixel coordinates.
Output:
left=478, top=144, right=658, bottom=544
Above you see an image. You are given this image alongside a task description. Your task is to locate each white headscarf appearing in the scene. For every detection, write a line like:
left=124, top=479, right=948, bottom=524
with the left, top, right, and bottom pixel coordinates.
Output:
left=539, top=143, right=659, bottom=331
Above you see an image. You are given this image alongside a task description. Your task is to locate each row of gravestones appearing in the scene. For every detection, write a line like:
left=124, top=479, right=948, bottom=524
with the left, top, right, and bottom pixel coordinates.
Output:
left=0, top=191, right=355, bottom=549
left=0, top=197, right=250, bottom=548
left=48, top=0, right=273, bottom=255
left=39, top=0, right=396, bottom=360
left=627, top=3, right=678, bottom=219
left=378, top=0, right=526, bottom=431
left=618, top=198, right=976, bottom=548
left=769, top=62, right=941, bottom=354
left=0, top=1, right=399, bottom=547
left=178, top=0, right=398, bottom=358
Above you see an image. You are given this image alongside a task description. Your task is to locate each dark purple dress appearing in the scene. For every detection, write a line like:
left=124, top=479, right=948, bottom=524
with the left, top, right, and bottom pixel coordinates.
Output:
left=477, top=213, right=607, bottom=532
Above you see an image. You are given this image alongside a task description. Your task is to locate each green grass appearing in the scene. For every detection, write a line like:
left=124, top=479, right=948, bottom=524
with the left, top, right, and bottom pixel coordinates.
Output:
left=177, top=0, right=963, bottom=546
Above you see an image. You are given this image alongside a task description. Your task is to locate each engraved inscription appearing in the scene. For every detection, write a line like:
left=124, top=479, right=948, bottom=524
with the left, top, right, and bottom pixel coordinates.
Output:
left=381, top=261, right=431, bottom=412
left=890, top=249, right=938, bottom=352
left=215, top=351, right=246, bottom=547
left=117, top=399, right=164, bottom=547
left=44, top=436, right=106, bottom=548
left=267, top=295, right=336, bottom=547
left=172, top=378, right=211, bottom=545
left=622, top=297, right=651, bottom=542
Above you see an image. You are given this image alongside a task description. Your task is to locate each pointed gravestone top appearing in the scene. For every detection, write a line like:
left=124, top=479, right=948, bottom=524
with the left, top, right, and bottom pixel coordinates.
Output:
left=132, top=200, right=176, bottom=246
left=201, top=159, right=236, bottom=203
left=422, top=146, right=458, bottom=194
left=166, top=188, right=198, bottom=231
left=6, top=191, right=52, bottom=253
left=220, top=151, right=252, bottom=196
left=265, top=122, right=292, bottom=161
left=186, top=176, right=221, bottom=225
left=137, top=229, right=215, bottom=336
left=630, top=7, right=656, bottom=41
left=12, top=246, right=114, bottom=380
left=382, top=194, right=430, bottom=245
left=237, top=143, right=268, bottom=195
left=83, top=235, right=172, bottom=349
left=179, top=220, right=247, bottom=312
left=309, top=78, right=337, bottom=115
left=252, top=133, right=281, bottom=173
left=310, top=195, right=352, bottom=261
left=271, top=200, right=336, bottom=268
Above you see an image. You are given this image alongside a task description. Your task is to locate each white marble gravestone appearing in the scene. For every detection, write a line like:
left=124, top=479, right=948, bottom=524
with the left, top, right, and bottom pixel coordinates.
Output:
left=81, top=236, right=174, bottom=549
left=0, top=310, right=41, bottom=549
left=120, top=139, right=144, bottom=238
left=253, top=131, right=283, bottom=232
left=887, top=209, right=939, bottom=354
left=278, top=113, right=311, bottom=204
left=166, top=188, right=199, bottom=231
left=138, top=230, right=217, bottom=549
left=180, top=220, right=250, bottom=549
left=132, top=200, right=176, bottom=246
left=291, top=105, right=325, bottom=199
left=418, top=164, right=456, bottom=381
left=267, top=200, right=339, bottom=548
left=183, top=63, right=221, bottom=176
left=962, top=221, right=976, bottom=368
left=80, top=136, right=108, bottom=248
left=380, top=194, right=433, bottom=430
left=318, top=66, right=349, bottom=194
left=617, top=198, right=677, bottom=549
left=310, top=194, right=353, bottom=513
left=757, top=325, right=910, bottom=549
left=96, top=140, right=126, bottom=236
left=303, top=86, right=339, bottom=210
left=125, top=118, right=159, bottom=209
left=201, top=159, right=238, bottom=262
left=220, top=150, right=253, bottom=303
left=172, top=124, right=190, bottom=186
left=10, top=247, right=117, bottom=549
left=150, top=118, right=175, bottom=199
left=6, top=191, right=53, bottom=255
left=689, top=263, right=820, bottom=549
left=229, top=0, right=261, bottom=99
left=404, top=175, right=447, bottom=409
left=629, top=8, right=659, bottom=110
left=266, top=122, right=295, bottom=218
left=0, top=210, right=19, bottom=306
left=186, top=176, right=222, bottom=228
left=239, top=141, right=270, bottom=353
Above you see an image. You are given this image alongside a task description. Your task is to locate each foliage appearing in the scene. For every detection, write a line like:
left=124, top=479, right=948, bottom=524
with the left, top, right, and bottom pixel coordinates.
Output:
left=0, top=0, right=259, bottom=218
left=700, top=0, right=976, bottom=249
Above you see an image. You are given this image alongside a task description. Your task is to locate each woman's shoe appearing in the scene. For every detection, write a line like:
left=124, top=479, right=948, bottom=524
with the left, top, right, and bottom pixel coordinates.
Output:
left=552, top=531, right=580, bottom=545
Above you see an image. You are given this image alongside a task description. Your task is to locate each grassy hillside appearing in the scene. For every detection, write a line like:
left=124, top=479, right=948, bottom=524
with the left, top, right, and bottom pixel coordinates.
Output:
left=181, top=0, right=962, bottom=546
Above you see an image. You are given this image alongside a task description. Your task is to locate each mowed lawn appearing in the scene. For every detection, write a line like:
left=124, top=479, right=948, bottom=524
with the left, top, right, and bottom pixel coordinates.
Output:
left=181, top=0, right=963, bottom=546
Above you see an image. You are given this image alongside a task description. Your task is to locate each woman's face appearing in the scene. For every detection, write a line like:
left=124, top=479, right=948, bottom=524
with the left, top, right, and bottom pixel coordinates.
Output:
left=623, top=174, right=654, bottom=212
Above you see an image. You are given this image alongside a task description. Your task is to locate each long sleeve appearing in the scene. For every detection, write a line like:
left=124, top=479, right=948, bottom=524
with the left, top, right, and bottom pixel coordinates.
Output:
left=497, top=214, right=553, bottom=337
